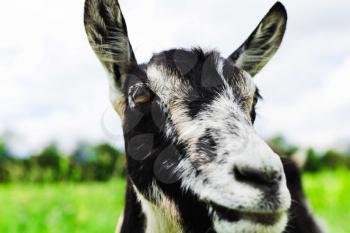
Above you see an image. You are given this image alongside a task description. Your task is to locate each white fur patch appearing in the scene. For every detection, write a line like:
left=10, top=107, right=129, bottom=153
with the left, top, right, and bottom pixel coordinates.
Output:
left=213, top=213, right=288, bottom=233
left=115, top=213, right=124, bottom=233
left=146, top=64, right=191, bottom=104
left=133, top=184, right=184, bottom=233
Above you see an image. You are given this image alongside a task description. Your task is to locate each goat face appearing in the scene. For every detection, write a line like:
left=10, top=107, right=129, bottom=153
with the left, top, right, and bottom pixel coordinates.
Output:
left=84, top=1, right=291, bottom=232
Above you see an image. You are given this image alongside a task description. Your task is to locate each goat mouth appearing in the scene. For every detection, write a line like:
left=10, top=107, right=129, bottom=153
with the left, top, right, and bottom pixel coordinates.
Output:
left=210, top=202, right=284, bottom=225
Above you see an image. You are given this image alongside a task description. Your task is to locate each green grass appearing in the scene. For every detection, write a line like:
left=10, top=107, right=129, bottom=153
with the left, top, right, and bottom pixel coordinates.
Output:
left=0, top=179, right=126, bottom=233
left=0, top=170, right=349, bottom=233
left=303, top=169, right=350, bottom=233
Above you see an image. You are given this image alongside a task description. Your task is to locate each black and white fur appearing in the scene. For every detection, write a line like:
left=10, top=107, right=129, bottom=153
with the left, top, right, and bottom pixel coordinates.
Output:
left=84, top=1, right=323, bottom=233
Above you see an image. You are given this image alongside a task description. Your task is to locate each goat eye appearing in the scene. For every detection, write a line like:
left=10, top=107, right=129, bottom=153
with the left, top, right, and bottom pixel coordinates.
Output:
left=252, top=99, right=257, bottom=108
left=130, top=85, right=152, bottom=106
left=252, top=94, right=259, bottom=108
left=250, top=97, right=259, bottom=123
left=134, top=93, right=151, bottom=104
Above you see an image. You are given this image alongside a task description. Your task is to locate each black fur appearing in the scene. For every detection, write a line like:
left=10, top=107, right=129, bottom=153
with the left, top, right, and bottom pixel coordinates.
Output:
left=151, top=49, right=253, bottom=119
left=120, top=180, right=145, bottom=233
left=281, top=157, right=323, bottom=233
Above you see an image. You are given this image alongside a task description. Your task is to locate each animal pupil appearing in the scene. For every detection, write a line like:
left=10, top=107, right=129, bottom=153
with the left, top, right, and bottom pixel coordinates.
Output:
left=83, top=1, right=323, bottom=233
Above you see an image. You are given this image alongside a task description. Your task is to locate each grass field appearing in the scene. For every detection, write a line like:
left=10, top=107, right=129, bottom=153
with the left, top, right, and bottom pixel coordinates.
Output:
left=303, top=169, right=350, bottom=233
left=0, top=180, right=126, bottom=233
left=0, top=170, right=349, bottom=233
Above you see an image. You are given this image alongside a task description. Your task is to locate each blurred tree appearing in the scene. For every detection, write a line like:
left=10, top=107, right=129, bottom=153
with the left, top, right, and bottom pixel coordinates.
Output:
left=0, top=139, right=10, bottom=182
left=321, top=150, right=348, bottom=170
left=304, top=148, right=323, bottom=172
left=93, top=143, right=120, bottom=181
left=268, top=135, right=298, bottom=156
left=71, top=143, right=96, bottom=181
left=0, top=138, right=10, bottom=158
left=114, top=151, right=126, bottom=178
left=35, top=143, right=66, bottom=181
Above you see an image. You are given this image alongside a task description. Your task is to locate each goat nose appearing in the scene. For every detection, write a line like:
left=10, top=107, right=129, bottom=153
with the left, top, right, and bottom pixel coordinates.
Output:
left=233, top=165, right=282, bottom=189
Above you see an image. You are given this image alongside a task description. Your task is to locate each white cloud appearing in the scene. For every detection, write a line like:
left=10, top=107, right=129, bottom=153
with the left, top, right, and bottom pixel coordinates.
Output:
left=0, top=0, right=349, bottom=154
left=255, top=57, right=350, bottom=150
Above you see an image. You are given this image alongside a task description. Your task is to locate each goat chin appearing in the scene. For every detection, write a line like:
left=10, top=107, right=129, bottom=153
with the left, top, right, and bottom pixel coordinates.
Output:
left=213, top=214, right=289, bottom=233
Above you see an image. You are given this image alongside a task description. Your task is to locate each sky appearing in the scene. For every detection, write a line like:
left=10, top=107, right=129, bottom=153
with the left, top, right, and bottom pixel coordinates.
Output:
left=0, top=0, right=349, bottom=156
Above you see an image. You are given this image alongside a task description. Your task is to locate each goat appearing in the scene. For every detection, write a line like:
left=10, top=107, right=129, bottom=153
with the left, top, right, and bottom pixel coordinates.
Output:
left=84, top=1, right=323, bottom=232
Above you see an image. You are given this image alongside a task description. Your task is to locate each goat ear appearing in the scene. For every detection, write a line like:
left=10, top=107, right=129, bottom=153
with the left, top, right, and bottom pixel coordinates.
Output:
left=84, top=0, right=136, bottom=90
left=229, top=2, right=287, bottom=77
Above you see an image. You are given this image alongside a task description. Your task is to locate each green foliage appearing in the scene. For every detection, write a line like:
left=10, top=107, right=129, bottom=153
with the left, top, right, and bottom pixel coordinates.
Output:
left=92, top=144, right=122, bottom=181
left=268, top=135, right=298, bottom=156
left=322, top=150, right=350, bottom=169
left=0, top=141, right=126, bottom=183
left=0, top=139, right=10, bottom=157
left=0, top=138, right=12, bottom=182
left=304, top=148, right=350, bottom=172
left=304, top=148, right=324, bottom=172
left=268, top=135, right=350, bottom=172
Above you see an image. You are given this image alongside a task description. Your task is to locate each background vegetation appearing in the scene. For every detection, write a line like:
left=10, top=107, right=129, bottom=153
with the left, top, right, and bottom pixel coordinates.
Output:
left=0, top=136, right=349, bottom=233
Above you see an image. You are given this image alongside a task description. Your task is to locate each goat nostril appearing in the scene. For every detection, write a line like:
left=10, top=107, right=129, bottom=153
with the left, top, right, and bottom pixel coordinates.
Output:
left=233, top=166, right=281, bottom=188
